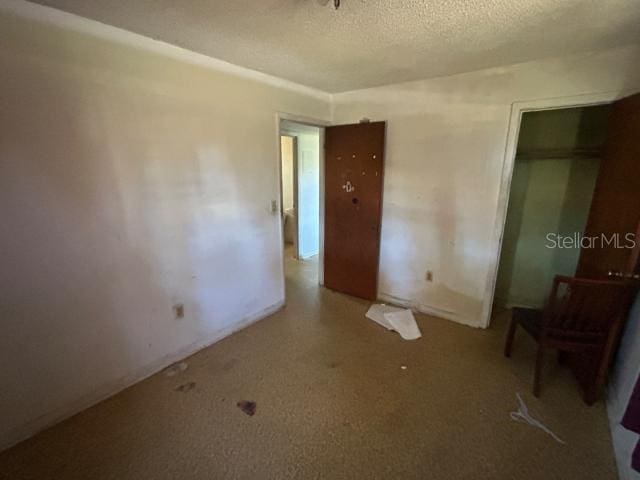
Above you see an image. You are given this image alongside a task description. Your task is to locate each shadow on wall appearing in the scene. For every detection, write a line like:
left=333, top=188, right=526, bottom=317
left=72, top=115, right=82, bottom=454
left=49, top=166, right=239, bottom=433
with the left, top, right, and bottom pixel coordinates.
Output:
left=493, top=160, right=531, bottom=307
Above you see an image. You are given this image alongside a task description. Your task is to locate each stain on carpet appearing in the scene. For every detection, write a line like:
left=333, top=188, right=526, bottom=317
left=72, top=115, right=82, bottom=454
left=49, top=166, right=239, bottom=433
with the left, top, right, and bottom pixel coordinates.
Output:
left=174, top=382, right=196, bottom=393
left=237, top=400, right=256, bottom=416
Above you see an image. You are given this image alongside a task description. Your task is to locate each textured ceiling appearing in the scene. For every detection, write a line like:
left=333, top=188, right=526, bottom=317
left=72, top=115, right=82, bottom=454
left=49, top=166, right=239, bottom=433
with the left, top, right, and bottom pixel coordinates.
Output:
left=32, top=0, right=640, bottom=93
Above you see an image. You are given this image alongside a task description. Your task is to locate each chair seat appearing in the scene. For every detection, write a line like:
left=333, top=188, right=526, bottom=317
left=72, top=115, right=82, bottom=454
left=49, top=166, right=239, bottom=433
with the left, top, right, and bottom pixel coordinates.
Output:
left=512, top=307, right=542, bottom=340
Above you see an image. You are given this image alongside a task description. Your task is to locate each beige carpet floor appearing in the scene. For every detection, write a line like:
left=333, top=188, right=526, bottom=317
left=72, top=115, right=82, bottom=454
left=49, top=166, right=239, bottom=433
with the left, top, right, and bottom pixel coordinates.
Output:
left=0, top=247, right=617, bottom=479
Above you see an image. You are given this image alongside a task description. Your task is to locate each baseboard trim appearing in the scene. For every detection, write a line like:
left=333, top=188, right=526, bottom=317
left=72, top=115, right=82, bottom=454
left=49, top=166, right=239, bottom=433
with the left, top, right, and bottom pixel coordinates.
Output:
left=0, top=299, right=285, bottom=453
left=378, top=292, right=482, bottom=329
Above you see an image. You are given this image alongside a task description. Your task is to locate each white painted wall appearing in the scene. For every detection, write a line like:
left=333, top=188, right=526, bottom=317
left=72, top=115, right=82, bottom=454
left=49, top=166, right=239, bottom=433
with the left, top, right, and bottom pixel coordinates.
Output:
left=280, top=136, right=295, bottom=211
left=0, top=5, right=330, bottom=450
left=496, top=156, right=600, bottom=308
left=332, top=45, right=640, bottom=327
left=609, top=295, right=640, bottom=480
left=295, top=130, right=321, bottom=258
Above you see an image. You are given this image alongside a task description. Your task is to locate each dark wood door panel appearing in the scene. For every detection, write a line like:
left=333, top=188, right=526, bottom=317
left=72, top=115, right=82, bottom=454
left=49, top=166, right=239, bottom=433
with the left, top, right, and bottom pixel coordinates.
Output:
left=571, top=93, right=640, bottom=403
left=577, top=93, right=640, bottom=278
left=324, top=122, right=385, bottom=300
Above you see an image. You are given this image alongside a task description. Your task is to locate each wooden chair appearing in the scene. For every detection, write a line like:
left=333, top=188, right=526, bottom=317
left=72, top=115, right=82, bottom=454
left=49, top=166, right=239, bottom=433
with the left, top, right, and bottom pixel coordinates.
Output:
left=503, top=275, right=636, bottom=404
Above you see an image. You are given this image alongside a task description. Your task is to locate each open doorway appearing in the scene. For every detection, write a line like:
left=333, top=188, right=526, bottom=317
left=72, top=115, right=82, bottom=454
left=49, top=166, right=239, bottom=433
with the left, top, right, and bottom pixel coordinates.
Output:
left=279, top=119, right=322, bottom=289
left=494, top=104, right=612, bottom=310
left=278, top=118, right=387, bottom=302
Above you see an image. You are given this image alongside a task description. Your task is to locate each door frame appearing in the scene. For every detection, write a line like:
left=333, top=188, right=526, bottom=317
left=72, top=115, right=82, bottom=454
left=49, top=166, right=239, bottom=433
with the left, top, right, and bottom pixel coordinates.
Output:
left=482, top=91, right=623, bottom=328
left=276, top=113, right=329, bottom=296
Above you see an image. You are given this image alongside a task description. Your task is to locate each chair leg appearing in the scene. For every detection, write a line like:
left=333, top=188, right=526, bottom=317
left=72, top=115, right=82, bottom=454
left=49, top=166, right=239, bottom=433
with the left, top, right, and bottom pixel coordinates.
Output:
left=533, top=345, right=544, bottom=397
left=557, top=350, right=567, bottom=365
left=583, top=386, right=598, bottom=406
left=585, top=349, right=608, bottom=406
left=504, top=316, right=518, bottom=358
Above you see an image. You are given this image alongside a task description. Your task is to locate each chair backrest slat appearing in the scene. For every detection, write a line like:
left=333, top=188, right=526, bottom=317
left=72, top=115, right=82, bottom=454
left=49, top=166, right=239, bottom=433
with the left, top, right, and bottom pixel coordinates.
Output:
left=543, top=275, right=636, bottom=345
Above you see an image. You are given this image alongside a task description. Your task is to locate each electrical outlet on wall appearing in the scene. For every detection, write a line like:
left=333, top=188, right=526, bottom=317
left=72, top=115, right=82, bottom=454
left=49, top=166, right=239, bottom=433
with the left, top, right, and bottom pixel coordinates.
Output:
left=426, top=271, right=434, bottom=282
left=173, top=303, right=184, bottom=319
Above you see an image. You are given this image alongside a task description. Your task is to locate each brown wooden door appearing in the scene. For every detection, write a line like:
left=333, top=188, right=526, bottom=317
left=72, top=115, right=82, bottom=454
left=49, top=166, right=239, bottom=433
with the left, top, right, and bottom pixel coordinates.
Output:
left=324, top=122, right=385, bottom=300
left=576, top=93, right=640, bottom=278
left=570, top=93, right=640, bottom=401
